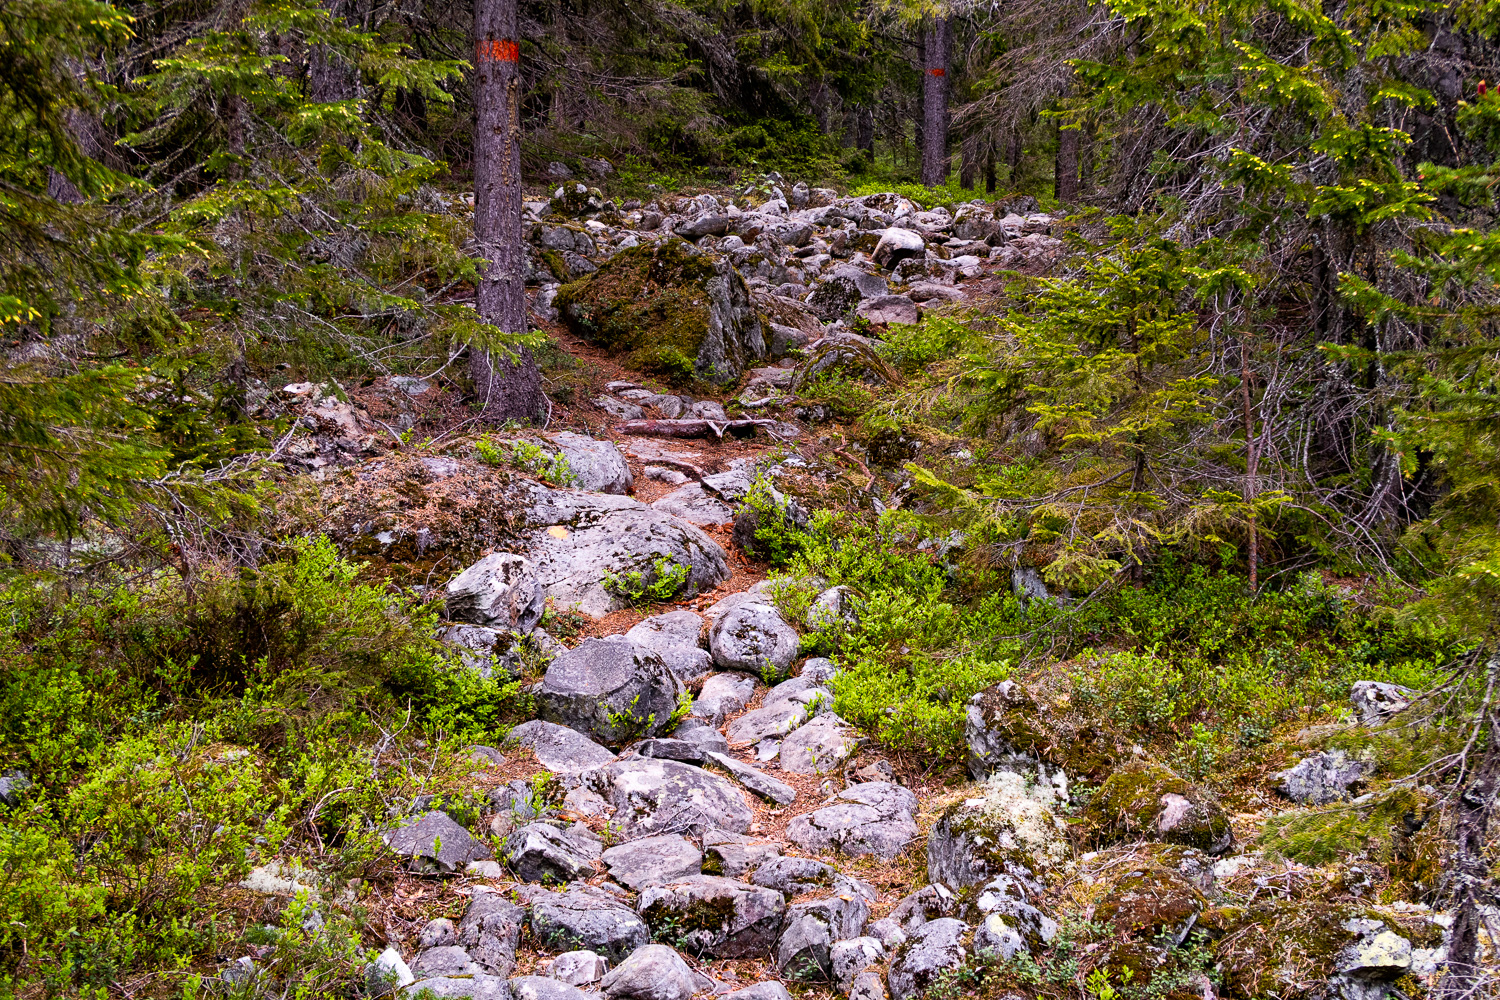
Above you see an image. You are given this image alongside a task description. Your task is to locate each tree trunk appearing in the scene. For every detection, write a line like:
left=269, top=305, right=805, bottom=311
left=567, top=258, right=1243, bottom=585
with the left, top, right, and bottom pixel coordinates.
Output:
left=1008, top=129, right=1023, bottom=180
left=1240, top=336, right=1259, bottom=591
left=984, top=149, right=996, bottom=194
left=959, top=137, right=977, bottom=190
left=310, top=0, right=358, bottom=102
left=1439, top=694, right=1499, bottom=1000
left=856, top=105, right=874, bottom=163
left=1055, top=120, right=1079, bottom=203
left=920, top=16, right=949, bottom=187
left=473, top=0, right=545, bottom=423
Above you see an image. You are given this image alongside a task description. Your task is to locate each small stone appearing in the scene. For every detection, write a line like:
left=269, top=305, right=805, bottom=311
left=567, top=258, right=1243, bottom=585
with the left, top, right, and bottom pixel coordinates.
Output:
left=539, top=637, right=685, bottom=746
left=872, top=228, right=926, bottom=270
left=725, top=985, right=793, bottom=1000
left=446, top=553, right=544, bottom=631
left=420, top=918, right=458, bottom=950
left=832, top=937, right=885, bottom=992
left=703, top=830, right=780, bottom=877
left=706, top=751, right=797, bottom=805
left=512, top=975, right=593, bottom=1000
left=1349, top=681, right=1414, bottom=725
left=709, top=601, right=799, bottom=680
left=854, top=295, right=919, bottom=326
left=369, top=947, right=416, bottom=996
left=637, top=738, right=708, bottom=764
left=585, top=758, right=754, bottom=839
left=412, top=945, right=483, bottom=978
left=751, top=856, right=836, bottom=896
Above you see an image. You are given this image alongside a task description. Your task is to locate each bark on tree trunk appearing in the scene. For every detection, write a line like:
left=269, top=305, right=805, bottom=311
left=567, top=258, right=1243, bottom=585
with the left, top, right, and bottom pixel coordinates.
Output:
left=1439, top=671, right=1500, bottom=1000
left=1055, top=120, right=1079, bottom=202
left=959, top=137, right=977, bottom=190
left=473, top=0, right=545, bottom=424
left=310, top=0, right=359, bottom=102
left=984, top=149, right=996, bottom=194
left=920, top=16, right=950, bottom=188
left=1240, top=336, right=1259, bottom=591
left=1008, top=129, right=1023, bottom=181
left=856, top=105, right=874, bottom=163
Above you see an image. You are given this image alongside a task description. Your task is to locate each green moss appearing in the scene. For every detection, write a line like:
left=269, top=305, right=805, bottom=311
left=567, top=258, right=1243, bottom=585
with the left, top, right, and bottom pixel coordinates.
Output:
left=539, top=249, right=570, bottom=281
left=1085, top=762, right=1232, bottom=853
left=1214, top=901, right=1375, bottom=998
left=554, top=240, right=722, bottom=382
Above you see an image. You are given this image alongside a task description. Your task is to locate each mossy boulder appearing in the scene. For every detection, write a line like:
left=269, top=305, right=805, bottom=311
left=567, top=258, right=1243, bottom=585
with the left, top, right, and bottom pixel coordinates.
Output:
left=554, top=239, right=769, bottom=385
left=1214, top=902, right=1410, bottom=999
left=1085, top=762, right=1234, bottom=855
left=965, top=679, right=1131, bottom=781
left=1090, top=865, right=1208, bottom=988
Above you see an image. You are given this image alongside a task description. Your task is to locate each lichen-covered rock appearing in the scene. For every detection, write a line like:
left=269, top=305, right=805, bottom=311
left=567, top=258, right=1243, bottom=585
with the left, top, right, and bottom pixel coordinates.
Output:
left=457, top=893, right=526, bottom=976
left=703, top=830, right=780, bottom=877
left=638, top=875, right=786, bottom=958
left=539, top=432, right=633, bottom=494
left=872, top=228, right=927, bottom=270
left=832, top=938, right=885, bottom=992
left=1349, top=681, right=1414, bottom=725
left=512, top=975, right=593, bottom=1000
left=1090, top=866, right=1205, bottom=981
left=786, top=781, right=918, bottom=860
left=970, top=874, right=1055, bottom=951
left=692, top=672, right=756, bottom=725
left=778, top=713, right=856, bottom=775
left=1273, top=750, right=1373, bottom=805
left=556, top=239, right=769, bottom=384
left=546, top=951, right=608, bottom=987
left=447, top=553, right=545, bottom=631
left=964, top=679, right=1127, bottom=781
left=886, top=918, right=969, bottom=1000
left=539, top=637, right=685, bottom=746
left=501, top=823, right=602, bottom=883
left=586, top=758, right=754, bottom=839
left=926, top=772, right=1070, bottom=889
left=529, top=886, right=651, bottom=963
left=625, top=610, right=712, bottom=683
left=751, top=856, right=836, bottom=896
left=1086, top=762, right=1234, bottom=855
left=508, top=720, right=617, bottom=775
left=806, top=276, right=864, bottom=322
left=775, top=888, right=873, bottom=980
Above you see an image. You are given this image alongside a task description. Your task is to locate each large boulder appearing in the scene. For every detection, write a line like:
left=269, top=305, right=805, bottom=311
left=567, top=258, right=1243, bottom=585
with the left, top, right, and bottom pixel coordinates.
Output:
left=625, top=611, right=712, bottom=684
left=539, top=432, right=633, bottom=494
left=508, top=720, right=617, bottom=775
left=786, top=781, right=918, bottom=860
left=457, top=894, right=526, bottom=976
left=529, top=885, right=651, bottom=963
left=556, top=239, right=769, bottom=384
left=1214, top=902, right=1411, bottom=1000
left=585, top=758, right=754, bottom=839
left=1090, top=865, right=1204, bottom=979
left=446, top=553, right=545, bottom=631
left=1085, top=762, right=1234, bottom=855
left=926, top=772, right=1071, bottom=889
left=500, top=823, right=602, bottom=883
left=538, top=637, right=685, bottom=746
left=964, top=679, right=1128, bottom=781
left=601, top=833, right=703, bottom=889
left=872, top=228, right=927, bottom=270
left=638, top=875, right=786, bottom=958
left=599, top=944, right=712, bottom=1000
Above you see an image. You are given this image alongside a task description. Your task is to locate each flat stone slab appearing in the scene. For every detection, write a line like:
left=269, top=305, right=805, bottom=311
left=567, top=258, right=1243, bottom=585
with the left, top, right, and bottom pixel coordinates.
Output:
left=601, top=833, right=704, bottom=889
left=725, top=702, right=807, bottom=746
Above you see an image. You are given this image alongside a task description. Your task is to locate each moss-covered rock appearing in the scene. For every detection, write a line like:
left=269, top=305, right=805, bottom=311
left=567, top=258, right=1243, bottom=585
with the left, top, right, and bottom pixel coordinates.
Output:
left=1213, top=902, right=1409, bottom=999
left=1090, top=865, right=1208, bottom=988
left=554, top=239, right=769, bottom=385
left=965, top=679, right=1132, bottom=782
left=1085, top=762, right=1234, bottom=855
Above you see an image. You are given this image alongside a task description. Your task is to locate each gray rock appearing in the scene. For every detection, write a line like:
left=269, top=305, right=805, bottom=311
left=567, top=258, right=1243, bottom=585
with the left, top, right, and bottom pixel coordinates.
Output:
left=973, top=876, right=1055, bottom=950
left=725, top=985, right=792, bottom=1000
left=637, top=738, right=708, bottom=764
left=596, top=396, right=645, bottom=420
left=849, top=971, right=887, bottom=1000
left=885, top=885, right=956, bottom=935
left=972, top=914, right=1026, bottom=961
left=676, top=214, right=730, bottom=239
left=776, top=892, right=870, bottom=981
left=447, top=553, right=544, bottom=631
left=638, top=875, right=786, bottom=958
left=586, top=758, right=754, bottom=839
left=544, top=433, right=633, bottom=494
left=370, top=947, right=417, bottom=996
left=0, top=770, right=31, bottom=807
left=671, top=720, right=731, bottom=754
left=751, top=857, right=836, bottom=896
left=508, top=720, right=617, bottom=775
left=458, top=893, right=526, bottom=976
left=872, top=228, right=926, bottom=270
left=652, top=483, right=735, bottom=528
left=703, top=830, right=780, bottom=877
left=384, top=811, right=492, bottom=874
left=600, top=944, right=712, bottom=1000
left=502, top=823, right=602, bottom=883
left=511, top=975, right=593, bottom=1000
left=832, top=938, right=885, bottom=992
left=547, top=951, right=608, bottom=987
left=539, top=637, right=685, bottom=746
left=645, top=465, right=690, bottom=485
left=413, top=945, right=484, bottom=978
left=601, top=834, right=704, bottom=889
left=801, top=657, right=838, bottom=683
left=404, top=976, right=512, bottom=1000
left=222, top=956, right=258, bottom=988
left=692, top=672, right=756, bottom=724
left=516, top=485, right=730, bottom=618
left=1273, top=750, right=1373, bottom=805
left=530, top=885, right=651, bottom=963
left=778, top=713, right=856, bottom=775
left=830, top=264, right=889, bottom=299
left=805, top=586, right=858, bottom=632
left=807, top=276, right=863, bottom=322
left=626, top=611, right=713, bottom=683
left=706, top=751, right=797, bottom=805
left=854, top=295, right=919, bottom=326
left=867, top=917, right=907, bottom=949
left=786, top=782, right=919, bottom=860
left=1011, top=567, right=1049, bottom=604
left=1333, top=917, right=1412, bottom=1000
left=709, top=601, right=799, bottom=681
left=1350, top=681, right=1414, bottom=725
left=420, top=918, right=458, bottom=950
left=886, top=918, right=969, bottom=1000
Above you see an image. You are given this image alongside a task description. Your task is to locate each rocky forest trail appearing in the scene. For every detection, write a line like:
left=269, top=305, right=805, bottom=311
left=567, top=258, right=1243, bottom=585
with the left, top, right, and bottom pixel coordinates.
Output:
left=234, top=184, right=1466, bottom=1000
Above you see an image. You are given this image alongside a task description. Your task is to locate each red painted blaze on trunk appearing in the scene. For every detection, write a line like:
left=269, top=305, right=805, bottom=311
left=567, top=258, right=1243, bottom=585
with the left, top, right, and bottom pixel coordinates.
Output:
left=478, top=38, right=520, bottom=62
left=920, top=16, right=950, bottom=187
left=927, top=67, right=946, bottom=76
